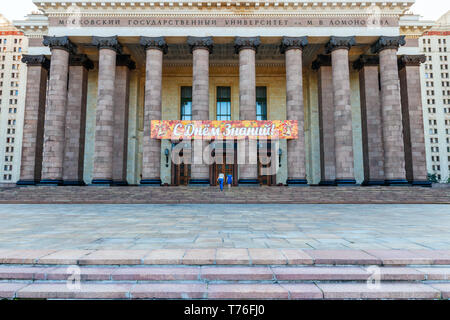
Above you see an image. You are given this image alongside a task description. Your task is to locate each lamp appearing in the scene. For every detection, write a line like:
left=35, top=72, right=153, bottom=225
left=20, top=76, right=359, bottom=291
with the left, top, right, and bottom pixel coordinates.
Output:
left=278, top=148, right=282, bottom=167
left=164, top=148, right=169, bottom=167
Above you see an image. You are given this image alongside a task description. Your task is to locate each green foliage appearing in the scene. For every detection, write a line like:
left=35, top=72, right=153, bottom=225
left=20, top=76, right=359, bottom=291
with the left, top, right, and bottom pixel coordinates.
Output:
left=427, top=173, right=438, bottom=183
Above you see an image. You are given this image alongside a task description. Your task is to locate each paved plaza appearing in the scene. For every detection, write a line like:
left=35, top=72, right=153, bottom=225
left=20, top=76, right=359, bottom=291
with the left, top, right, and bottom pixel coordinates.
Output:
left=0, top=204, right=449, bottom=250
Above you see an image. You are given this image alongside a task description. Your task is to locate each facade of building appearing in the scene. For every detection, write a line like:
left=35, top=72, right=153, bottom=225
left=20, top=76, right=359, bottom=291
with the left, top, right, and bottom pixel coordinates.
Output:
left=0, top=15, right=27, bottom=185
left=420, top=11, right=450, bottom=183
left=12, top=0, right=432, bottom=187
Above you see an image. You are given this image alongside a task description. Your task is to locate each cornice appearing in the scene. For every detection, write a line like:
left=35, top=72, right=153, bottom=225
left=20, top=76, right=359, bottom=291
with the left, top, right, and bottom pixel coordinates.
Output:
left=33, top=1, right=414, bottom=12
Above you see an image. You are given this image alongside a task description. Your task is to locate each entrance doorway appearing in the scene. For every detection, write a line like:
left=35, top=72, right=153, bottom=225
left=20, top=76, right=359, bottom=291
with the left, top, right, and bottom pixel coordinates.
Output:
left=211, top=141, right=238, bottom=186
left=171, top=141, right=191, bottom=186
left=258, top=141, right=277, bottom=186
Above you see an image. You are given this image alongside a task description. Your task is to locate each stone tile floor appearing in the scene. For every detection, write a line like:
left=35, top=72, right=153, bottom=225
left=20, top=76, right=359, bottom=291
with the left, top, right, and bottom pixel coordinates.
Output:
left=0, top=204, right=449, bottom=250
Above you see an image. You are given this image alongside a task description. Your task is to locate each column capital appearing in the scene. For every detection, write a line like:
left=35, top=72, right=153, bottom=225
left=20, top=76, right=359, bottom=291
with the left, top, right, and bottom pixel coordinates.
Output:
left=234, top=36, right=261, bottom=54
left=325, top=36, right=356, bottom=53
left=43, top=36, right=77, bottom=54
left=139, top=36, right=168, bottom=54
left=280, top=36, right=308, bottom=54
left=353, top=55, right=379, bottom=70
left=116, top=54, right=136, bottom=70
left=398, top=54, right=426, bottom=69
left=311, top=54, right=331, bottom=70
left=92, top=36, right=122, bottom=54
left=21, top=54, right=50, bottom=70
left=69, top=54, right=94, bottom=70
left=187, top=36, right=213, bottom=54
left=371, top=36, right=406, bottom=54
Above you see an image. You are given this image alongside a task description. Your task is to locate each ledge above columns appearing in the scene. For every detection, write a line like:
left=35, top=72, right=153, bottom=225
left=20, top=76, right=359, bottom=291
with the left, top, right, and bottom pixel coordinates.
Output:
left=234, top=36, right=261, bottom=54
left=371, top=35, right=406, bottom=54
left=352, top=55, right=379, bottom=70
left=69, top=54, right=94, bottom=70
left=43, top=36, right=77, bottom=54
left=397, top=54, right=426, bottom=70
left=325, top=36, right=356, bottom=53
left=92, top=36, right=123, bottom=54
left=22, top=54, right=50, bottom=69
left=280, top=36, right=308, bottom=54
left=187, top=36, right=214, bottom=54
left=139, top=36, right=168, bottom=54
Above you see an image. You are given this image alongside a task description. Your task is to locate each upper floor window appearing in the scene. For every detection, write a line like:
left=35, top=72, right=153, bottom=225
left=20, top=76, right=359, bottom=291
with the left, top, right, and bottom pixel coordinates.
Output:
left=256, top=86, right=267, bottom=120
left=216, top=86, right=231, bottom=120
left=180, top=86, right=192, bottom=120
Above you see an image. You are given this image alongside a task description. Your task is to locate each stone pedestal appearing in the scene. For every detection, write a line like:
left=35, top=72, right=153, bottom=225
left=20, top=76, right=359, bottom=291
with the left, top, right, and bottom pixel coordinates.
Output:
left=187, top=37, right=213, bottom=185
left=354, top=55, right=385, bottom=186
left=17, top=55, right=50, bottom=186
left=372, top=36, right=408, bottom=185
left=40, top=37, right=76, bottom=185
left=112, top=55, right=135, bottom=186
left=398, top=55, right=430, bottom=187
left=91, top=36, right=122, bottom=185
left=235, top=37, right=261, bottom=185
left=140, top=37, right=168, bottom=185
left=327, top=36, right=356, bottom=185
left=63, top=55, right=92, bottom=186
left=312, top=55, right=335, bottom=186
left=281, top=37, right=308, bottom=185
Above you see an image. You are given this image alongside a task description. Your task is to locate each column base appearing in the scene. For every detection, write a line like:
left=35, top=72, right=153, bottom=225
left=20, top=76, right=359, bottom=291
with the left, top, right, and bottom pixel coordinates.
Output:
left=287, top=179, right=308, bottom=186
left=411, top=180, right=432, bottom=187
left=188, top=179, right=210, bottom=186
left=112, top=180, right=129, bottom=186
left=385, top=179, right=410, bottom=186
left=63, top=180, right=86, bottom=186
left=318, top=180, right=337, bottom=186
left=361, top=180, right=386, bottom=186
left=140, top=179, right=162, bottom=186
left=335, top=179, right=357, bottom=186
left=91, top=179, right=113, bottom=186
left=39, top=179, right=63, bottom=186
left=238, top=179, right=260, bottom=186
left=16, top=179, right=38, bottom=186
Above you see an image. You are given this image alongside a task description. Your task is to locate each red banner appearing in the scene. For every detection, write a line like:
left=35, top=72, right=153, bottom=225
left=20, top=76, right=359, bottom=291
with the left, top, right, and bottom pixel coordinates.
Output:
left=151, top=120, right=298, bottom=140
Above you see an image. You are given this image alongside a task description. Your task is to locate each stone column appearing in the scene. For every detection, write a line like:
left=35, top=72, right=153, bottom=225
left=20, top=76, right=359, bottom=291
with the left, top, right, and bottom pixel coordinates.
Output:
left=17, top=55, right=50, bottom=185
left=398, top=55, right=430, bottom=186
left=235, top=36, right=261, bottom=185
left=40, top=36, right=76, bottom=185
left=112, top=55, right=135, bottom=186
left=280, top=36, right=308, bottom=185
left=326, top=36, right=356, bottom=185
left=353, top=55, right=385, bottom=186
left=187, top=36, right=213, bottom=185
left=312, top=55, right=335, bottom=185
left=63, top=54, right=93, bottom=185
left=91, top=36, right=122, bottom=185
left=372, top=36, right=408, bottom=185
left=140, top=37, right=168, bottom=185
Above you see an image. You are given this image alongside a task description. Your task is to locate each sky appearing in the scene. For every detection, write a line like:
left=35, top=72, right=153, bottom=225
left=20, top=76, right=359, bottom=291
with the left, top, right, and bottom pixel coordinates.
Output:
left=0, top=0, right=449, bottom=22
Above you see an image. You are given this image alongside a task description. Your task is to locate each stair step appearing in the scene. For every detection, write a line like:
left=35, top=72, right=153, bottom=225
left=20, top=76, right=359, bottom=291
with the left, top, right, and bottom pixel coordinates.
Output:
left=0, top=265, right=449, bottom=282
left=1, top=186, right=449, bottom=204
left=1, top=281, right=448, bottom=300
left=2, top=249, right=450, bottom=266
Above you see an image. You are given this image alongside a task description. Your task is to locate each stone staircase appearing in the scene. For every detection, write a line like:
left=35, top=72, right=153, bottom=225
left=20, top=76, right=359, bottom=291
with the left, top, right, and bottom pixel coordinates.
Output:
left=0, top=185, right=449, bottom=204
left=0, top=249, right=449, bottom=299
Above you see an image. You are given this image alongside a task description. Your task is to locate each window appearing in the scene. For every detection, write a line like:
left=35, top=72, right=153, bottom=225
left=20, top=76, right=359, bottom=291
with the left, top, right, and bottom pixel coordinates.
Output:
left=180, top=86, right=192, bottom=120
left=256, top=86, right=267, bottom=120
left=216, top=86, right=231, bottom=120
